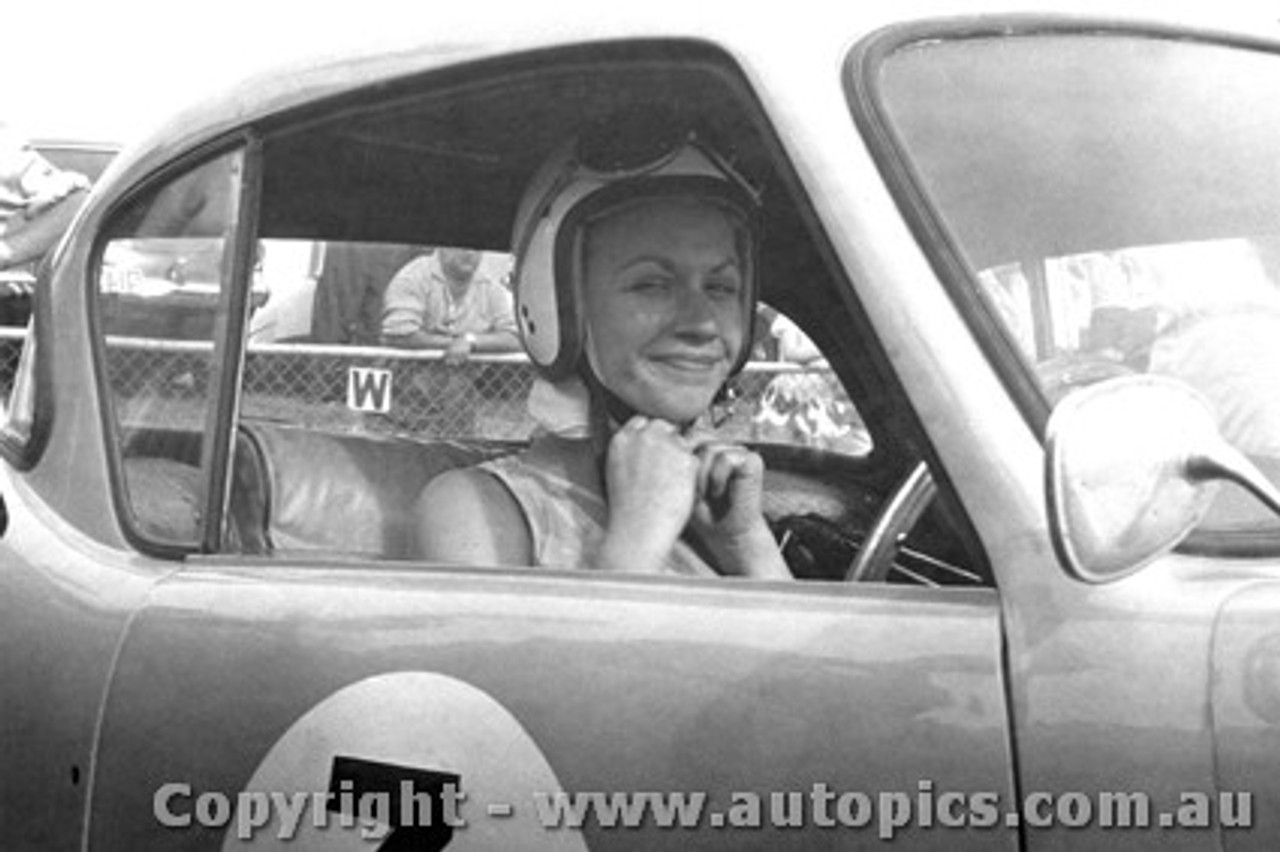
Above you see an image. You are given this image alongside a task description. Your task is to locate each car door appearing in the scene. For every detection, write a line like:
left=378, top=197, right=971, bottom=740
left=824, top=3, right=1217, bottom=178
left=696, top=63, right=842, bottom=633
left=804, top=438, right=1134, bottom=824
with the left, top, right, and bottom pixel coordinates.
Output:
left=87, top=563, right=1011, bottom=851
left=80, top=37, right=1019, bottom=852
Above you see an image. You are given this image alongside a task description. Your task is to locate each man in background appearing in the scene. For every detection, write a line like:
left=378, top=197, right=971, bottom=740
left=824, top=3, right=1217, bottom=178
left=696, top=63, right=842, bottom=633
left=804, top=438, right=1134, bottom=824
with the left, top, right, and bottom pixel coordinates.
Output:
left=381, top=247, right=519, bottom=364
left=0, top=126, right=91, bottom=327
left=0, top=125, right=89, bottom=271
left=379, top=247, right=520, bottom=435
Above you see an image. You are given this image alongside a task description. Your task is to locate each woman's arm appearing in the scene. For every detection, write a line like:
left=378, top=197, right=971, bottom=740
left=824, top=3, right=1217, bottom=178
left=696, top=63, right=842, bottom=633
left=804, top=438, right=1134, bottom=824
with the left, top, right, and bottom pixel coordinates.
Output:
left=413, top=467, right=534, bottom=565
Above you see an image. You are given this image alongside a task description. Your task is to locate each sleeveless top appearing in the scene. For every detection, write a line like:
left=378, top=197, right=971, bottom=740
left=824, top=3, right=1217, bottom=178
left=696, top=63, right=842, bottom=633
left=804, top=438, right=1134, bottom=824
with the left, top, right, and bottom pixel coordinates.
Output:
left=477, top=442, right=717, bottom=576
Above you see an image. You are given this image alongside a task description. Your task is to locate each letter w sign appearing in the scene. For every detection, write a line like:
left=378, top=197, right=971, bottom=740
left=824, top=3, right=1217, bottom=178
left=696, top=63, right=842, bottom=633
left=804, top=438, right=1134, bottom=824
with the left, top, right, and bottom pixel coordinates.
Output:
left=348, top=366, right=393, bottom=413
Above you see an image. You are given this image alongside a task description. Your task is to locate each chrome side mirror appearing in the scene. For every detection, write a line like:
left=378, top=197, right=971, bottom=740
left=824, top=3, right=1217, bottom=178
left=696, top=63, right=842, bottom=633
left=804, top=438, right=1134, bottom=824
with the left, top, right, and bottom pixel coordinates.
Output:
left=1046, top=376, right=1280, bottom=583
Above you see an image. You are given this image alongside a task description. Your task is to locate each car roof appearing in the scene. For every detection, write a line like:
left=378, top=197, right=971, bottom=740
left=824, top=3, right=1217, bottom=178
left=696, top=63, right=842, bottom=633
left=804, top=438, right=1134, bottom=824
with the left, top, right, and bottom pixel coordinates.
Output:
left=91, top=2, right=1279, bottom=260
left=112, top=1, right=1273, bottom=175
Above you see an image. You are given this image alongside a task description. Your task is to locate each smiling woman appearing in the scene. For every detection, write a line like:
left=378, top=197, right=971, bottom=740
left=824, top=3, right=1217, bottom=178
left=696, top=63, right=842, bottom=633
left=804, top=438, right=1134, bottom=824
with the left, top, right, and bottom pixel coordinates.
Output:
left=413, top=119, right=791, bottom=579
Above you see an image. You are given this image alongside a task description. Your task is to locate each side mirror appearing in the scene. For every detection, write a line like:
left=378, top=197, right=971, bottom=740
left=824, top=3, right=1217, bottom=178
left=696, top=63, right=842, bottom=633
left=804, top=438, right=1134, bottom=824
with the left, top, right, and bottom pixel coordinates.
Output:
left=1045, top=376, right=1280, bottom=583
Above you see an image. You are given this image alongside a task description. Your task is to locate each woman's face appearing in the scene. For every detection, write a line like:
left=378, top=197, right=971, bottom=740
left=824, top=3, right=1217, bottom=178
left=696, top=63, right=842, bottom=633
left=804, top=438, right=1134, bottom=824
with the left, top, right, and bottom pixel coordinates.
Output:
left=582, top=197, right=747, bottom=423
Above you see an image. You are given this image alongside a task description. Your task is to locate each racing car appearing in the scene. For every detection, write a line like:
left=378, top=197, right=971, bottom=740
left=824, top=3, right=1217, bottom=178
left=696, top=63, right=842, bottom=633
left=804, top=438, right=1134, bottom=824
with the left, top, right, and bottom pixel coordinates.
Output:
left=4, top=4, right=1280, bottom=850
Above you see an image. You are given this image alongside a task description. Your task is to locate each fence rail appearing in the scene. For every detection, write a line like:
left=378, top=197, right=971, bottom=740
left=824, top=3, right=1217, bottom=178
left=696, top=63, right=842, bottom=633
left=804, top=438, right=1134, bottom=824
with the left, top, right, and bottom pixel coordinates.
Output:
left=2, top=329, right=868, bottom=452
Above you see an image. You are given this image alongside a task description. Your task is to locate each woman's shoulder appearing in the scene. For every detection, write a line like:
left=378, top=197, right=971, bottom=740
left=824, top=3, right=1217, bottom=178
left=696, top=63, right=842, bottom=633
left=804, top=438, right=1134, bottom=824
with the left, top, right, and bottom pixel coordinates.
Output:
left=414, top=464, right=531, bottom=564
left=420, top=432, right=590, bottom=509
left=425, top=462, right=512, bottom=503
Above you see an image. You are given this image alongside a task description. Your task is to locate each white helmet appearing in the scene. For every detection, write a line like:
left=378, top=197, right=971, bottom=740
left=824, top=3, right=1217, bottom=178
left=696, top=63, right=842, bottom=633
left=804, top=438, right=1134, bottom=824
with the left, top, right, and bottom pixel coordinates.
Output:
left=511, top=117, right=761, bottom=381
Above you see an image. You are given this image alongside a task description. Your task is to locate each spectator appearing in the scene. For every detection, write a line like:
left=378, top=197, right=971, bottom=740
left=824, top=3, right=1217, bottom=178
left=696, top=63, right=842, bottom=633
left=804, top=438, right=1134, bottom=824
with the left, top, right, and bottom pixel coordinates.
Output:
left=311, top=242, right=422, bottom=345
left=0, top=124, right=89, bottom=271
left=380, top=247, right=520, bottom=365
left=378, top=247, right=521, bottom=434
left=771, top=311, right=826, bottom=366
left=752, top=311, right=870, bottom=453
left=1144, top=239, right=1280, bottom=459
left=750, top=303, right=780, bottom=362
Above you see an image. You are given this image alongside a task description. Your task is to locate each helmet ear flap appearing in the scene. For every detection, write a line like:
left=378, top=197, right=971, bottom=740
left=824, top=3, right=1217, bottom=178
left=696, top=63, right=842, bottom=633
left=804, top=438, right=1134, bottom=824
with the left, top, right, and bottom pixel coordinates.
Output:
left=512, top=141, right=593, bottom=381
left=514, top=211, right=565, bottom=374
left=515, top=212, right=586, bottom=381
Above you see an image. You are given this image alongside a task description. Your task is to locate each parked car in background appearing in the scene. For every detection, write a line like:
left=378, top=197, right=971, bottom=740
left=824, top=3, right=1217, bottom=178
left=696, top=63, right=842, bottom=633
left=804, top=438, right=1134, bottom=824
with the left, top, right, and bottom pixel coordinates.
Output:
left=3, top=141, right=309, bottom=340
left=4, top=5, right=1280, bottom=851
left=30, top=138, right=119, bottom=183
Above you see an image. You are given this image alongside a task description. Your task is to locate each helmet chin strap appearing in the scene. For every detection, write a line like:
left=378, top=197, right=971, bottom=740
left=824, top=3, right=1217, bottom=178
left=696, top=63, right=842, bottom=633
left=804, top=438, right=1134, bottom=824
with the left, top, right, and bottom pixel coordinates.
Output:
left=577, top=361, right=704, bottom=436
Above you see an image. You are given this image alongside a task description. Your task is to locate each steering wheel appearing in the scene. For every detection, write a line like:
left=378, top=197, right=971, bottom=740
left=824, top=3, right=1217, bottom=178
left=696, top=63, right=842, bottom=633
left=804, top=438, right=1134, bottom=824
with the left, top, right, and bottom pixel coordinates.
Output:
left=845, top=462, right=936, bottom=582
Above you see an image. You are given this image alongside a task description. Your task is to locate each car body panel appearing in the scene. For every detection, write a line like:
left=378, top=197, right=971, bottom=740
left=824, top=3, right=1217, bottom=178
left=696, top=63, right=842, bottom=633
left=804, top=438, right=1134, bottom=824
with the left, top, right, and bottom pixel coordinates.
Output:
left=1210, top=580, right=1280, bottom=847
left=90, top=567, right=1012, bottom=849
left=0, top=467, right=167, bottom=849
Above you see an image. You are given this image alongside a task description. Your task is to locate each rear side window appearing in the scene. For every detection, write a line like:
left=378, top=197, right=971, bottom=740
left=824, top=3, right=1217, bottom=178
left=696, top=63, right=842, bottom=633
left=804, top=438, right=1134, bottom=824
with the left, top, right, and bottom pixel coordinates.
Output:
left=96, top=150, right=245, bottom=545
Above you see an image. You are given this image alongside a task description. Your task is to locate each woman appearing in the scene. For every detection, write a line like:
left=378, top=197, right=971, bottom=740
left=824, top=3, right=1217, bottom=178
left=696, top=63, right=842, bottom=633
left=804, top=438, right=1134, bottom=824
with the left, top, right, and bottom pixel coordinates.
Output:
left=413, top=121, right=791, bottom=579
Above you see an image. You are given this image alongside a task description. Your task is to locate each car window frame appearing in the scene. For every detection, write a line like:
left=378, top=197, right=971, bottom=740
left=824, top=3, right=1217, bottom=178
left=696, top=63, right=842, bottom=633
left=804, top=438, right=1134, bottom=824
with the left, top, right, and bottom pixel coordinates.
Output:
left=88, top=136, right=261, bottom=558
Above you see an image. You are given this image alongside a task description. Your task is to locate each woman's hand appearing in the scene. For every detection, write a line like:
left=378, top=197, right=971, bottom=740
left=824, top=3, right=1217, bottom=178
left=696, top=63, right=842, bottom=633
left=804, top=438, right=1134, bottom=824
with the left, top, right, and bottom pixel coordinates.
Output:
left=688, top=439, right=792, bottom=579
left=689, top=441, right=765, bottom=531
left=597, top=417, right=792, bottom=580
left=597, top=416, right=700, bottom=572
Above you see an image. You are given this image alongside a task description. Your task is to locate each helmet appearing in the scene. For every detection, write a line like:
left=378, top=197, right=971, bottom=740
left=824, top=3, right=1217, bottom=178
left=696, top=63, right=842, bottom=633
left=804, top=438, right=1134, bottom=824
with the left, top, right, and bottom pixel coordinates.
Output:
left=511, top=117, right=761, bottom=381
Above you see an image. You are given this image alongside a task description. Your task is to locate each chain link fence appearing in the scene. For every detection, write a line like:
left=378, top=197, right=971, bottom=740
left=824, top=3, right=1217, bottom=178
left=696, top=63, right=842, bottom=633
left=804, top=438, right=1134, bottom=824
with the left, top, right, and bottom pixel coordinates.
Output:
left=0, top=329, right=22, bottom=402
left=6, top=331, right=870, bottom=453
